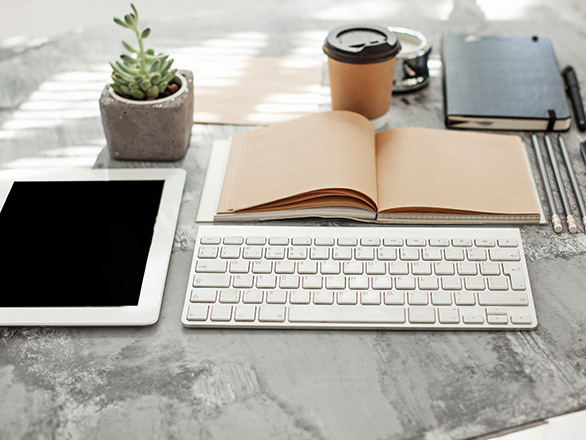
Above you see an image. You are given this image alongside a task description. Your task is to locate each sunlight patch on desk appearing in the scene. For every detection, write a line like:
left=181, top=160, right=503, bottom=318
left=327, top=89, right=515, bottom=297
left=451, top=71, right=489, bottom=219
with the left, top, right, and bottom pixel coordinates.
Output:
left=162, top=30, right=324, bottom=125
left=476, top=0, right=534, bottom=21
left=308, top=1, right=401, bottom=21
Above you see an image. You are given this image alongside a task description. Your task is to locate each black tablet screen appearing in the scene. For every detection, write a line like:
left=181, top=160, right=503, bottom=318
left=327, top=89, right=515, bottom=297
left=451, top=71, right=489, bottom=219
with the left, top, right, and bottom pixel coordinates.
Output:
left=0, top=180, right=164, bottom=307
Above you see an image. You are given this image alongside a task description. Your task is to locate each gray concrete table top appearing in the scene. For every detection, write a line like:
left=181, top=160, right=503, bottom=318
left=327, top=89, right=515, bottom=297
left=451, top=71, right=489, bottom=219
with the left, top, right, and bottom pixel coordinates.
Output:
left=2, top=1, right=586, bottom=439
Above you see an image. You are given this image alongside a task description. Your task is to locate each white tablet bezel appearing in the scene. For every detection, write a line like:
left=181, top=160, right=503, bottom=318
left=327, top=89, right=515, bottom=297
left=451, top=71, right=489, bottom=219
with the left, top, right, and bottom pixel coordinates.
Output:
left=0, top=167, right=186, bottom=326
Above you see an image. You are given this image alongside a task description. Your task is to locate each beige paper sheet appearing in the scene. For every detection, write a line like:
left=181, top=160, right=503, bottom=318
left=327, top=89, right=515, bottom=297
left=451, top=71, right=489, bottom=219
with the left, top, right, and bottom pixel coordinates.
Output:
left=217, top=111, right=378, bottom=213
left=375, top=127, right=540, bottom=215
left=192, top=56, right=324, bottom=125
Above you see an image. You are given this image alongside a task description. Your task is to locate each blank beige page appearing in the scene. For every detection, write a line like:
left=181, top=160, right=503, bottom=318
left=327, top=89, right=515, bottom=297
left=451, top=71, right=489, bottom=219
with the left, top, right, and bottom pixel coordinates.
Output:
left=375, top=127, right=540, bottom=215
left=217, top=111, right=378, bottom=213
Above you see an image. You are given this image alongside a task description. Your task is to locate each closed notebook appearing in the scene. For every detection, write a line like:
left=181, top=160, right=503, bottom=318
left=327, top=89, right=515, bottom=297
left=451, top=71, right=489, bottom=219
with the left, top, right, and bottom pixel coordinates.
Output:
left=442, top=34, right=571, bottom=131
left=207, top=111, right=543, bottom=224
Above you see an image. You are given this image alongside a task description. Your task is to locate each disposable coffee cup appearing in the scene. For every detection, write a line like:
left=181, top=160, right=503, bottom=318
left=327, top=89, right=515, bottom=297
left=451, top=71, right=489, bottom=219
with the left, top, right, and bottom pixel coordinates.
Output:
left=323, top=24, right=401, bottom=120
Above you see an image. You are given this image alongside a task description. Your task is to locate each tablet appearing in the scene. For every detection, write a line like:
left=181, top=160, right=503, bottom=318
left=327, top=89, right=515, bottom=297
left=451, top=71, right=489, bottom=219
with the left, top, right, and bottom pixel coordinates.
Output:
left=0, top=168, right=186, bottom=326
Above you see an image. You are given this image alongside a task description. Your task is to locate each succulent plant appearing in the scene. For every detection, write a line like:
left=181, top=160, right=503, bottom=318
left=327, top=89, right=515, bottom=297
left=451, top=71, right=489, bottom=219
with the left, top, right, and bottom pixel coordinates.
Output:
left=110, top=4, right=177, bottom=100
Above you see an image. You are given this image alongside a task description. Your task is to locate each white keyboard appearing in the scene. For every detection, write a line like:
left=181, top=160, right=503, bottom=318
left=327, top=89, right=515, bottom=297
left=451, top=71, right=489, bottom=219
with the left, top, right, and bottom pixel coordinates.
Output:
left=181, top=225, right=537, bottom=330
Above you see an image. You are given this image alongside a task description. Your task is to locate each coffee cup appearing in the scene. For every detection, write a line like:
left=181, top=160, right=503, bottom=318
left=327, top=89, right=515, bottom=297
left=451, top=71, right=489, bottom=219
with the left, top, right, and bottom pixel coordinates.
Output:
left=323, top=24, right=401, bottom=120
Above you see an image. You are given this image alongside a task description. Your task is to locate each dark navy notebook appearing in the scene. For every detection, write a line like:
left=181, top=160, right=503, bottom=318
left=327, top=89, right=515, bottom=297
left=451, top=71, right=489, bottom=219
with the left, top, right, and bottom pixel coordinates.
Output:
left=442, top=34, right=571, bottom=131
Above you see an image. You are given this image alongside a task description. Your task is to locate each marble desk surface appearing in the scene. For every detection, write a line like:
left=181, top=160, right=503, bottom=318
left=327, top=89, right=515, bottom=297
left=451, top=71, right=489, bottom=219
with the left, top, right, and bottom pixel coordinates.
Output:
left=2, top=0, right=586, bottom=439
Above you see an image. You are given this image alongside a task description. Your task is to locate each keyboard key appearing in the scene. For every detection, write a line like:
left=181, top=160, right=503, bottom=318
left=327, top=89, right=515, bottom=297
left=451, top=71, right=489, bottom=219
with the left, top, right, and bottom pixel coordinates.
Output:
left=234, top=305, right=256, bottom=322
left=438, top=307, right=460, bottom=324
left=243, top=246, right=263, bottom=259
left=211, top=304, right=232, bottom=321
left=302, top=275, right=323, bottom=289
left=230, top=260, right=250, bottom=273
left=314, top=291, right=334, bottom=304
left=510, top=315, right=533, bottom=325
left=201, top=236, right=221, bottom=245
left=395, top=276, right=416, bottom=290
left=187, top=304, right=209, bottom=321
left=266, top=247, right=286, bottom=260
left=275, top=260, right=295, bottom=274
left=233, top=274, right=253, bottom=289
left=242, top=289, right=263, bottom=303
left=198, top=246, right=219, bottom=259
left=298, top=261, right=318, bottom=274
left=338, top=291, right=357, bottom=305
left=349, top=275, right=369, bottom=290
left=290, top=290, right=310, bottom=304
left=325, top=275, right=345, bottom=290
left=361, top=291, right=381, bottom=305
left=422, top=248, right=442, bottom=261
left=462, top=314, right=484, bottom=324
left=498, top=238, right=518, bottom=247
left=489, top=248, right=521, bottom=261
left=445, top=248, right=465, bottom=261
left=269, top=236, right=289, bottom=245
left=223, top=236, right=244, bottom=245
left=502, top=263, right=526, bottom=290
left=315, top=237, right=334, bottom=246
left=478, top=291, right=529, bottom=306
left=266, top=290, right=287, bottom=304
left=408, top=291, right=428, bottom=305
left=219, top=289, right=239, bottom=303
left=190, top=288, right=217, bottom=303
left=455, top=291, right=475, bottom=305
left=288, top=305, right=405, bottom=323
left=487, top=315, right=509, bottom=325
left=408, top=308, right=435, bottom=324
left=279, top=275, right=300, bottom=289
left=258, top=305, right=286, bottom=322
left=195, top=260, right=227, bottom=273
left=431, top=291, right=452, bottom=305
left=292, top=237, right=312, bottom=246
left=383, top=291, right=405, bottom=305
left=193, top=274, right=231, bottom=288
left=383, top=238, right=403, bottom=246
left=256, top=275, right=277, bottom=289
left=246, top=236, right=266, bottom=245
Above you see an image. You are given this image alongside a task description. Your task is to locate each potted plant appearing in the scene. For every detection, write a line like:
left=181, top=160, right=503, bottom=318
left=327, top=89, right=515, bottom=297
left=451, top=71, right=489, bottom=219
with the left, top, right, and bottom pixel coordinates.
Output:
left=99, top=4, right=194, bottom=161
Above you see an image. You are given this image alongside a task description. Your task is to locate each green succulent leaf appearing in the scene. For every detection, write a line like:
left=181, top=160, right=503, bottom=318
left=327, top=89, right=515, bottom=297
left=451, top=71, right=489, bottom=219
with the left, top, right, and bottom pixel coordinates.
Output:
left=141, top=28, right=151, bottom=39
left=120, top=85, right=131, bottom=95
left=150, top=72, right=162, bottom=83
left=147, top=85, right=160, bottom=98
left=146, top=48, right=155, bottom=55
left=148, top=61, right=159, bottom=72
left=124, top=14, right=135, bottom=26
left=140, top=79, right=152, bottom=91
left=120, top=54, right=138, bottom=65
left=130, top=89, right=145, bottom=99
left=122, top=41, right=138, bottom=53
left=157, top=81, right=169, bottom=91
left=111, top=84, right=124, bottom=95
left=113, top=17, right=130, bottom=28
left=131, top=3, right=138, bottom=20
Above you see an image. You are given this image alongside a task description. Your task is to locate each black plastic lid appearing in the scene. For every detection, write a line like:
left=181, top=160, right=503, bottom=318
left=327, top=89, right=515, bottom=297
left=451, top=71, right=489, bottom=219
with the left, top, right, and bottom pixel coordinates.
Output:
left=323, top=25, right=401, bottom=64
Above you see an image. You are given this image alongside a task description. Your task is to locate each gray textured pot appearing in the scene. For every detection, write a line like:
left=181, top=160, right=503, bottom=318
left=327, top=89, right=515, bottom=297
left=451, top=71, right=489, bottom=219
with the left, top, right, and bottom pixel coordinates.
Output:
left=99, top=70, right=194, bottom=161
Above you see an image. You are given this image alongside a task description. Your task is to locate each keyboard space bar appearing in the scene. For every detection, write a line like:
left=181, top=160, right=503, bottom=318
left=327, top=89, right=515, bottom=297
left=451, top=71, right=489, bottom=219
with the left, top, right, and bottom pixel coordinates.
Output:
left=288, top=305, right=406, bottom=323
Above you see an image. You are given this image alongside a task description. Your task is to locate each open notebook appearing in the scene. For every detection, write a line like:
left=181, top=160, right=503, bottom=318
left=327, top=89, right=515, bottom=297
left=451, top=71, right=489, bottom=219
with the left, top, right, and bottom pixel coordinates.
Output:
left=197, top=111, right=544, bottom=224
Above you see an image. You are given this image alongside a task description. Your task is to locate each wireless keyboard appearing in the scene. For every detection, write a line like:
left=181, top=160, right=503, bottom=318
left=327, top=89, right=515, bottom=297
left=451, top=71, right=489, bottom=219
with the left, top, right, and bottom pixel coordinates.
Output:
left=181, top=225, right=537, bottom=330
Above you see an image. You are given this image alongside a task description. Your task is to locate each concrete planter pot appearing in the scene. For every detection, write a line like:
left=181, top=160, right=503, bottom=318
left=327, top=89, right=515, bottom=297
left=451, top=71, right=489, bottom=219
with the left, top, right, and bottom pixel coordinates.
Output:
left=99, top=70, right=194, bottom=161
